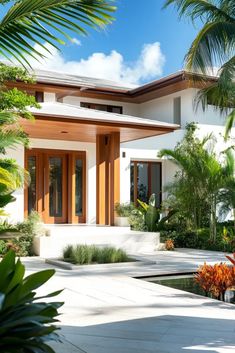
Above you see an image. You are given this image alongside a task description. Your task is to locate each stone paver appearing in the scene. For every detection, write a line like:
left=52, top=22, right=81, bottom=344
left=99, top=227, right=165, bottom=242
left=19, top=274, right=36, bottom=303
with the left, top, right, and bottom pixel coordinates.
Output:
left=23, top=249, right=235, bottom=353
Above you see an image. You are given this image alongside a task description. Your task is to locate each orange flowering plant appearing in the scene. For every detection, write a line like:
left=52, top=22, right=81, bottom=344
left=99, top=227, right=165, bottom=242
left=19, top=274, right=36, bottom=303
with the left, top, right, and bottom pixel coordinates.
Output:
left=195, top=259, right=235, bottom=301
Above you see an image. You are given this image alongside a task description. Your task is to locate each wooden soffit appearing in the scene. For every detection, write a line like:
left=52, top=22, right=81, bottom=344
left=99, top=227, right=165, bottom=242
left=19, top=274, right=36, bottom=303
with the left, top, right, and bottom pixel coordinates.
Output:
left=6, top=72, right=212, bottom=104
left=20, top=115, right=177, bottom=144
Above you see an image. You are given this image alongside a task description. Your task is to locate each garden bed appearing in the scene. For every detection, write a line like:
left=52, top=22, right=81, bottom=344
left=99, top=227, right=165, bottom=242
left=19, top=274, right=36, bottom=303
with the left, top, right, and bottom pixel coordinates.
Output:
left=45, top=257, right=149, bottom=270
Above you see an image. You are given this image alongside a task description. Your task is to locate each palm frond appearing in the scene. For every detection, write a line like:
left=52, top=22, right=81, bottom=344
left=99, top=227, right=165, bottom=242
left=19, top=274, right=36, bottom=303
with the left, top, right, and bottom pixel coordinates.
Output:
left=185, top=21, right=235, bottom=74
left=0, top=129, right=29, bottom=153
left=163, top=0, right=235, bottom=22
left=0, top=159, right=29, bottom=190
left=224, top=109, right=235, bottom=140
left=0, top=0, right=116, bottom=66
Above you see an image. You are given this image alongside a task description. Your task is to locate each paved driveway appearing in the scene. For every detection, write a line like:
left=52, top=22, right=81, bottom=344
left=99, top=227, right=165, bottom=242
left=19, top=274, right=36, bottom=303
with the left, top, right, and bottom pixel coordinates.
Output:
left=23, top=249, right=235, bottom=353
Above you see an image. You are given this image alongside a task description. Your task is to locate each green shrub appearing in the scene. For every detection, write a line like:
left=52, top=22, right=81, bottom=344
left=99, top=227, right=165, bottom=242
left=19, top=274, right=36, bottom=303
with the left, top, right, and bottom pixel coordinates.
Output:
left=0, top=250, right=63, bottom=353
left=160, top=225, right=235, bottom=252
left=97, top=247, right=129, bottom=263
left=0, top=220, right=18, bottom=234
left=128, top=209, right=146, bottom=231
left=0, top=212, right=45, bottom=257
left=63, top=245, right=130, bottom=265
left=115, top=202, right=134, bottom=217
left=0, top=240, right=7, bottom=255
left=63, top=245, right=73, bottom=259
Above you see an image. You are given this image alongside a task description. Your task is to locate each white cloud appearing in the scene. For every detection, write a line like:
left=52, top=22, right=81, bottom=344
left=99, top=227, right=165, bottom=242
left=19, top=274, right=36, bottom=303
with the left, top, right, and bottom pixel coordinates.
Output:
left=27, top=42, right=165, bottom=85
left=71, top=38, right=82, bottom=46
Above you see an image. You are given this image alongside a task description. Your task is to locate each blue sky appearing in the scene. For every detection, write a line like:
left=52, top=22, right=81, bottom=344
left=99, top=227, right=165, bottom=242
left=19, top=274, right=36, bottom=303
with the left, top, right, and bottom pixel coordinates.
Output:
left=63, top=0, right=199, bottom=76
left=12, top=0, right=201, bottom=86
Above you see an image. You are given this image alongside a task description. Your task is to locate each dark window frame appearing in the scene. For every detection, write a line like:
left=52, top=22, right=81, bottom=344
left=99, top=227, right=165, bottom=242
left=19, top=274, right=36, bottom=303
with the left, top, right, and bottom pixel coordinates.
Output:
left=80, top=102, right=123, bottom=114
left=130, top=161, right=162, bottom=207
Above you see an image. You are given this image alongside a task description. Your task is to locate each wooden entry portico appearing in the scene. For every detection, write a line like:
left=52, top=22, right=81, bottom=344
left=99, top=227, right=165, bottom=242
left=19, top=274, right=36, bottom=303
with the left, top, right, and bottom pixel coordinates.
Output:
left=22, top=103, right=178, bottom=225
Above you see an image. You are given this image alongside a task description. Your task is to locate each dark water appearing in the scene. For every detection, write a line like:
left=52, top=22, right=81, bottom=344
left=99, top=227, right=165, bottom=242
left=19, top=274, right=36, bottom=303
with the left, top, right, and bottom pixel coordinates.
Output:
left=143, top=274, right=235, bottom=304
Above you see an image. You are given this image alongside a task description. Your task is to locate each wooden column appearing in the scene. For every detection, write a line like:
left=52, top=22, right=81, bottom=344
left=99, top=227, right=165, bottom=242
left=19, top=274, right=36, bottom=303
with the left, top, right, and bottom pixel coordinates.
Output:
left=96, top=132, right=120, bottom=225
left=109, top=132, right=120, bottom=225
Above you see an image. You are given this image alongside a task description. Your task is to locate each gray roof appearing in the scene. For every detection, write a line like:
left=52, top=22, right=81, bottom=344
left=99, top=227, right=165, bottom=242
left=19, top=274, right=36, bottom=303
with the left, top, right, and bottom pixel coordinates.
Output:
left=29, top=102, right=179, bottom=130
left=31, top=68, right=136, bottom=91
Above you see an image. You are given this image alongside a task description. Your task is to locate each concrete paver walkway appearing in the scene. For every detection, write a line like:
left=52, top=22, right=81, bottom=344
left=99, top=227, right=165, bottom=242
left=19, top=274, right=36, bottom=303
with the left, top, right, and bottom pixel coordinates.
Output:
left=23, top=249, right=235, bottom=353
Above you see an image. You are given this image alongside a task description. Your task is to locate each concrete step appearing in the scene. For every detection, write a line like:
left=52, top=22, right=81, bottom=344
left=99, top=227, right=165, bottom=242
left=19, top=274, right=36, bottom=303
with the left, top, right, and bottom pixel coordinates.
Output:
left=33, top=225, right=160, bottom=258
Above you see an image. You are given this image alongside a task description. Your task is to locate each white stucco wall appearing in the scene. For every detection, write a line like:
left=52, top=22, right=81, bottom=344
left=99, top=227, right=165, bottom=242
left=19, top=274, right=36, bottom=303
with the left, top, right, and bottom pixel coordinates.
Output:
left=63, top=96, right=139, bottom=116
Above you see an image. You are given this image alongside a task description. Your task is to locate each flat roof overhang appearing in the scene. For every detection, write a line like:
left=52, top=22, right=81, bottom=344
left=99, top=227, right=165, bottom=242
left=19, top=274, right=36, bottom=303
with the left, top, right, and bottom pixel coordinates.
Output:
left=20, top=103, right=179, bottom=143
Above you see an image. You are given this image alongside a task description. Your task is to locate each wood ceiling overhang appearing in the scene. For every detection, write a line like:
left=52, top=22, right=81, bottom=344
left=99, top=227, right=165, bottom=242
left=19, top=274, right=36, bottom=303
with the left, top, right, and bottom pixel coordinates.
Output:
left=20, top=114, right=177, bottom=144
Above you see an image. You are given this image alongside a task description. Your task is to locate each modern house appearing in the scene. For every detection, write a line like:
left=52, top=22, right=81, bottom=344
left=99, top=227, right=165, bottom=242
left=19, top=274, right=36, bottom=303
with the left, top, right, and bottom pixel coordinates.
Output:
left=5, top=70, right=233, bottom=227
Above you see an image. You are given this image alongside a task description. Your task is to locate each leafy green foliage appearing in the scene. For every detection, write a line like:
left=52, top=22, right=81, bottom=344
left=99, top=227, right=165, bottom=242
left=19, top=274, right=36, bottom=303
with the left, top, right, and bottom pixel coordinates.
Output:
left=164, top=0, right=235, bottom=136
left=115, top=202, right=134, bottom=217
left=0, top=212, right=45, bottom=256
left=128, top=209, right=146, bottom=231
left=0, top=0, right=115, bottom=67
left=128, top=194, right=176, bottom=232
left=0, top=250, right=63, bottom=353
left=160, top=222, right=235, bottom=252
left=0, top=64, right=38, bottom=214
left=159, top=123, right=235, bottom=241
left=63, top=244, right=130, bottom=265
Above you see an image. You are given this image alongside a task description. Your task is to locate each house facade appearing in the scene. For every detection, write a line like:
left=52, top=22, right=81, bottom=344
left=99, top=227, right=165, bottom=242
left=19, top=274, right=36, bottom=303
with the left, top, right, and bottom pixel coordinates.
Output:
left=5, top=70, right=234, bottom=225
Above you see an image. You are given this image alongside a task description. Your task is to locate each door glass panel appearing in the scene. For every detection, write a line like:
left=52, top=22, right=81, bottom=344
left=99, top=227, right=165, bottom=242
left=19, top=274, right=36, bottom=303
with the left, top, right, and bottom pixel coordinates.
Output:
left=49, top=157, right=63, bottom=217
left=75, top=159, right=83, bottom=216
left=28, top=156, right=36, bottom=213
left=130, top=162, right=134, bottom=202
left=137, top=163, right=148, bottom=203
left=151, top=163, right=161, bottom=207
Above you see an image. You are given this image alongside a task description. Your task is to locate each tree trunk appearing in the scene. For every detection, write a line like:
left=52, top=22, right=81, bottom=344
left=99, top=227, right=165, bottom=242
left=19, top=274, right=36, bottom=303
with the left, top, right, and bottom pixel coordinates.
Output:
left=210, top=196, right=217, bottom=242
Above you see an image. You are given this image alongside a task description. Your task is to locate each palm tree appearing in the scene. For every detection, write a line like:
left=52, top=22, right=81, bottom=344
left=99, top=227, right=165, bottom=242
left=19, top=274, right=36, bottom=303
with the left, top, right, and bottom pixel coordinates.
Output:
left=0, top=0, right=115, bottom=67
left=164, top=0, right=235, bottom=138
left=159, top=124, right=227, bottom=241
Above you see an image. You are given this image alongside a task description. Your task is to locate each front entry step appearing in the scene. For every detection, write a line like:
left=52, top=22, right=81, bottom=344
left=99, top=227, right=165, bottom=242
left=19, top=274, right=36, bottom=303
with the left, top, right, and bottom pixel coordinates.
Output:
left=33, top=225, right=160, bottom=258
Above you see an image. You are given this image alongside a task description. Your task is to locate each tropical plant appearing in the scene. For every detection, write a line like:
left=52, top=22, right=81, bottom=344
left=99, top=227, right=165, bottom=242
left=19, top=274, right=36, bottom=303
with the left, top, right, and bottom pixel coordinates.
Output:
left=129, top=193, right=176, bottom=232
left=195, top=262, right=235, bottom=301
left=115, top=202, right=134, bottom=217
left=0, top=65, right=38, bottom=215
left=0, top=250, right=63, bottom=353
left=164, top=0, right=235, bottom=138
left=0, top=0, right=115, bottom=67
left=159, top=123, right=234, bottom=241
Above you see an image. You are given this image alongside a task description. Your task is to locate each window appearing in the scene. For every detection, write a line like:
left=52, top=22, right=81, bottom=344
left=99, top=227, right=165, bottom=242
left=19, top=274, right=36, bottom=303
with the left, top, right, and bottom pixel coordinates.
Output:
left=81, top=102, right=123, bottom=114
left=173, top=97, right=181, bottom=125
left=35, top=91, right=44, bottom=103
left=130, top=161, right=162, bottom=207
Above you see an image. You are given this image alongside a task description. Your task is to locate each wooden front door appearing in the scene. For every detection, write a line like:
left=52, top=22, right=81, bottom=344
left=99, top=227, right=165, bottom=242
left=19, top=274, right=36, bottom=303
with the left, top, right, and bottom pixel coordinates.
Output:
left=25, top=149, right=86, bottom=224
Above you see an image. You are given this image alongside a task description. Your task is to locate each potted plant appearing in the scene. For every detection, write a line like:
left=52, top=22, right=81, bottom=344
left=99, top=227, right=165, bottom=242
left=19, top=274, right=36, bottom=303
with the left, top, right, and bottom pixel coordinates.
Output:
left=114, top=202, right=134, bottom=227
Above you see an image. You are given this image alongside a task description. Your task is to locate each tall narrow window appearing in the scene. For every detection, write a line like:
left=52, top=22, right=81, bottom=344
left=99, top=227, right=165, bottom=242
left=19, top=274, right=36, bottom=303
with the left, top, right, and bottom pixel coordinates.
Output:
left=130, top=161, right=162, bottom=207
left=49, top=157, right=63, bottom=217
left=173, top=97, right=181, bottom=125
left=28, top=156, right=37, bottom=213
left=75, top=159, right=83, bottom=216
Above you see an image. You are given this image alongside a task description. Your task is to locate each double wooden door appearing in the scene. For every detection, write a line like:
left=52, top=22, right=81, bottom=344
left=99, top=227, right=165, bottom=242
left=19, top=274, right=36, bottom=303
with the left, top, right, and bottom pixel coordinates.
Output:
left=25, top=149, right=86, bottom=224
